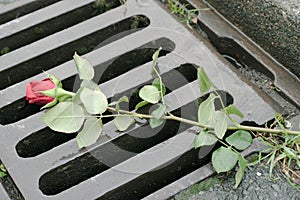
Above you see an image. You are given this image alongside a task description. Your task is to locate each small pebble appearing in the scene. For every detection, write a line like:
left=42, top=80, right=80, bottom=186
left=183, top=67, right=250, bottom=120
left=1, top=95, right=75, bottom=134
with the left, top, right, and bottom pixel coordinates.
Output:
left=256, top=172, right=262, bottom=176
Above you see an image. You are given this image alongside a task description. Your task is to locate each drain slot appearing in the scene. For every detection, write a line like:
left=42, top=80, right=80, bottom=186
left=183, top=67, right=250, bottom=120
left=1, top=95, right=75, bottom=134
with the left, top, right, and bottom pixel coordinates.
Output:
left=0, top=0, right=61, bottom=25
left=97, top=148, right=208, bottom=200
left=224, top=54, right=300, bottom=112
left=216, top=38, right=275, bottom=80
left=0, top=14, right=150, bottom=90
left=0, top=0, right=123, bottom=55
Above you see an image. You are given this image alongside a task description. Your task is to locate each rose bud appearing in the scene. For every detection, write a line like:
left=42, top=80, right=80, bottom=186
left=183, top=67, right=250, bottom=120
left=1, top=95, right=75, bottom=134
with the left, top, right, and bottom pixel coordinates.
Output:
left=26, top=78, right=56, bottom=106
left=26, top=74, right=75, bottom=109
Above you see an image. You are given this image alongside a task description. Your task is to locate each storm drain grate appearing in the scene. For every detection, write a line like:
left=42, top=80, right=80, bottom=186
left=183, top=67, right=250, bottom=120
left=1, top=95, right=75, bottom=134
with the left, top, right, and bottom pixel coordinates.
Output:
left=0, top=0, right=298, bottom=199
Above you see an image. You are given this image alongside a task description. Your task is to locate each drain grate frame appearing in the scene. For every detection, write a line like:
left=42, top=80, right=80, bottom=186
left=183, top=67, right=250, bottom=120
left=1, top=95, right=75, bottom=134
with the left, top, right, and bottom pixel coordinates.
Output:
left=0, top=0, right=293, bottom=199
left=185, top=0, right=300, bottom=108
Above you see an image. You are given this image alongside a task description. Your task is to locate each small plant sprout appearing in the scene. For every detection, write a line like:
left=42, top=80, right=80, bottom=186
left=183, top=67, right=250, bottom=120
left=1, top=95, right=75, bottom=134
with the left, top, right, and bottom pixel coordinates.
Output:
left=167, top=0, right=209, bottom=28
left=0, top=164, right=7, bottom=178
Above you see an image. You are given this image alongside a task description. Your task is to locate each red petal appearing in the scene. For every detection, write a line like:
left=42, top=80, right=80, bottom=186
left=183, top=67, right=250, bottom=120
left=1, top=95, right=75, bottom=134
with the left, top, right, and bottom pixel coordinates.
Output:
left=31, top=78, right=56, bottom=93
left=26, top=83, right=37, bottom=99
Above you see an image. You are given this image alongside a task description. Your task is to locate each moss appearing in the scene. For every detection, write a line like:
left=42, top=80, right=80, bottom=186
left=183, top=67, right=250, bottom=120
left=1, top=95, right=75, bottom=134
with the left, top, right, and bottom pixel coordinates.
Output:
left=0, top=47, right=10, bottom=55
left=33, top=27, right=45, bottom=34
left=130, top=16, right=150, bottom=30
left=76, top=47, right=89, bottom=55
left=247, top=153, right=260, bottom=163
left=173, top=176, right=221, bottom=199
left=198, top=176, right=220, bottom=191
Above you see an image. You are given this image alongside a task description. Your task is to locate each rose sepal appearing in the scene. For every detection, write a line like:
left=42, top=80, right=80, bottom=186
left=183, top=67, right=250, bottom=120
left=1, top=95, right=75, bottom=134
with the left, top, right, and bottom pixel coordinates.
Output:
left=41, top=98, right=58, bottom=110
left=40, top=88, right=56, bottom=98
left=44, top=72, right=62, bottom=88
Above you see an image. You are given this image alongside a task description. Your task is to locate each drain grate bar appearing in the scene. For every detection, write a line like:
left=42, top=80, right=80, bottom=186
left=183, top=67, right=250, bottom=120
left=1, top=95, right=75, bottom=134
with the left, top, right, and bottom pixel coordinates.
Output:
left=0, top=2, right=127, bottom=72
left=0, top=0, right=94, bottom=39
left=0, top=0, right=289, bottom=199
left=0, top=0, right=62, bottom=25
left=142, top=137, right=268, bottom=200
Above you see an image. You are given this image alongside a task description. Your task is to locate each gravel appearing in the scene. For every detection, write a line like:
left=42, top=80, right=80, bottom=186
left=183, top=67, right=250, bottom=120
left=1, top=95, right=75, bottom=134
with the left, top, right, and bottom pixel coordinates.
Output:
left=173, top=157, right=300, bottom=200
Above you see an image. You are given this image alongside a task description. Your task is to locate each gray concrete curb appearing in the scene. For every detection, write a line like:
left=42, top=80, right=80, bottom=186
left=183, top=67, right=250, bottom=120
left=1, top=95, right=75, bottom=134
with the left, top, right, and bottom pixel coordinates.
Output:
left=204, top=0, right=300, bottom=78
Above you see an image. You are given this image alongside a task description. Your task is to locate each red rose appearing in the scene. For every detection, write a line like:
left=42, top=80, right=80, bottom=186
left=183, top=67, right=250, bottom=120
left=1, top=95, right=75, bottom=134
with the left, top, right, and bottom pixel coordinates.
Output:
left=26, top=78, right=56, bottom=105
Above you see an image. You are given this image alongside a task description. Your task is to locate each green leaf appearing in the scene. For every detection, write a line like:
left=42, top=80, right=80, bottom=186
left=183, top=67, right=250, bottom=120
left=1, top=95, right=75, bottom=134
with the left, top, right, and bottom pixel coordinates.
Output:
left=212, top=146, right=238, bottom=173
left=194, top=130, right=218, bottom=148
left=42, top=102, right=85, bottom=133
left=234, top=154, right=248, bottom=189
left=149, top=104, right=166, bottom=128
left=283, top=146, right=297, bottom=158
left=222, top=105, right=244, bottom=118
left=197, top=67, right=213, bottom=93
left=72, top=87, right=84, bottom=104
left=198, top=93, right=216, bottom=125
left=76, top=118, right=103, bottom=148
left=214, top=111, right=227, bottom=139
left=151, top=47, right=162, bottom=74
left=116, top=96, right=129, bottom=112
left=150, top=118, right=164, bottom=128
left=225, top=130, right=252, bottom=150
left=151, top=104, right=167, bottom=119
left=0, top=171, right=6, bottom=178
left=139, top=85, right=161, bottom=104
left=118, top=96, right=129, bottom=103
left=108, top=101, right=118, bottom=106
left=0, top=164, right=7, bottom=173
left=152, top=47, right=162, bottom=63
left=235, top=170, right=244, bottom=186
left=73, top=52, right=95, bottom=80
left=108, top=96, right=129, bottom=112
left=80, top=87, right=108, bottom=114
left=108, top=96, right=128, bottom=106
left=152, top=47, right=162, bottom=65
left=114, top=116, right=134, bottom=131
left=267, top=150, right=276, bottom=177
left=152, top=78, right=166, bottom=96
left=135, top=101, right=148, bottom=110
left=81, top=80, right=100, bottom=91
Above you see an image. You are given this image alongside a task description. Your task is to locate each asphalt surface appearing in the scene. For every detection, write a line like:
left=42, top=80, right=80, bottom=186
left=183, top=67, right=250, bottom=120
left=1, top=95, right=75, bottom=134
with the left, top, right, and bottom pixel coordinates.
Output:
left=173, top=157, right=300, bottom=200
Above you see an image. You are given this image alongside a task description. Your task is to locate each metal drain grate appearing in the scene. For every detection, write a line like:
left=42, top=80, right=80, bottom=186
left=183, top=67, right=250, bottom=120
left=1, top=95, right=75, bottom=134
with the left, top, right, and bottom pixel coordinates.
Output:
left=0, top=0, right=297, bottom=199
